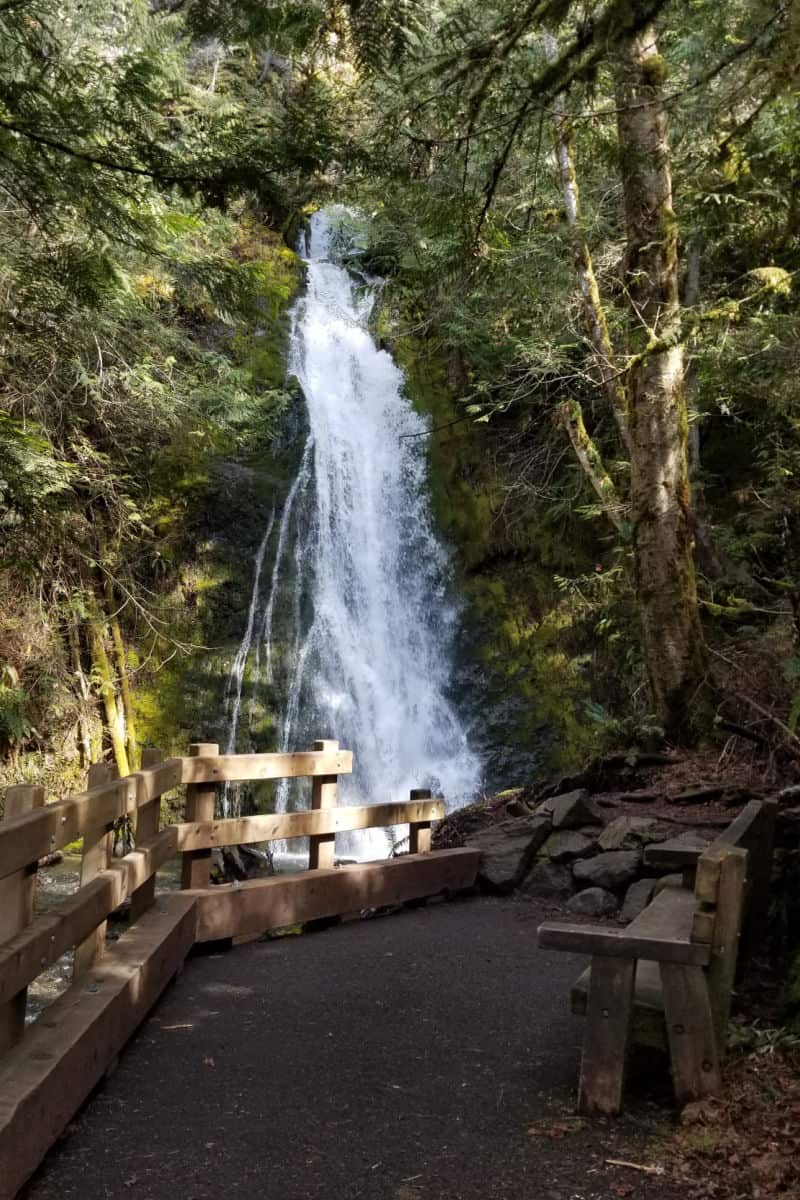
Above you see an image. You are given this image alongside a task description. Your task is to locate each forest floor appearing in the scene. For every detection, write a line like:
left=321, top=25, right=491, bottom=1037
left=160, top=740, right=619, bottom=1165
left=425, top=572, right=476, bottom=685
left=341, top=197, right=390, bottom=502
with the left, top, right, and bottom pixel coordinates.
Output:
left=25, top=896, right=686, bottom=1200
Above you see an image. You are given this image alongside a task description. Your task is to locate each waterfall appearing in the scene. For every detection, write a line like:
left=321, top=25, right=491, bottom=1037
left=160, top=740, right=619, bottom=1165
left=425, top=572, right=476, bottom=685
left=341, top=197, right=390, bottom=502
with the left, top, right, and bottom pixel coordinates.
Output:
left=224, top=206, right=482, bottom=858
left=275, top=207, right=481, bottom=855
left=221, top=507, right=275, bottom=816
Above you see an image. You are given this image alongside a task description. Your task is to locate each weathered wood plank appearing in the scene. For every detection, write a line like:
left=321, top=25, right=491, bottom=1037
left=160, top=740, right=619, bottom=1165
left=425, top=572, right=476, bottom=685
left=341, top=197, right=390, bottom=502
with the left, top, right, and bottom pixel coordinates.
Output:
left=172, top=800, right=445, bottom=851
left=625, top=885, right=696, bottom=937
left=691, top=908, right=716, bottom=945
left=408, top=788, right=432, bottom=854
left=706, top=847, right=747, bottom=1050
left=181, top=743, right=218, bottom=891
left=572, top=958, right=665, bottom=1015
left=643, top=840, right=704, bottom=870
left=191, top=849, right=480, bottom=942
left=309, top=739, right=337, bottom=870
left=0, top=786, right=44, bottom=1053
left=708, top=799, right=767, bottom=853
left=538, top=923, right=709, bottom=965
left=179, top=749, right=353, bottom=785
left=539, top=888, right=709, bottom=965
left=0, top=826, right=177, bottom=1005
left=660, top=962, right=721, bottom=1103
left=130, top=747, right=163, bottom=923
left=0, top=893, right=196, bottom=1200
left=577, top=956, right=636, bottom=1116
left=741, top=798, right=777, bottom=955
left=0, top=759, right=182, bottom=882
left=74, top=763, right=114, bottom=979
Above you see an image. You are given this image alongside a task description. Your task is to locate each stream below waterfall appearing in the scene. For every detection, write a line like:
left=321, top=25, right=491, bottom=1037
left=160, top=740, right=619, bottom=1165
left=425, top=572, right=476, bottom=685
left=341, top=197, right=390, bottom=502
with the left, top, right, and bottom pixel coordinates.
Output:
left=223, top=207, right=482, bottom=858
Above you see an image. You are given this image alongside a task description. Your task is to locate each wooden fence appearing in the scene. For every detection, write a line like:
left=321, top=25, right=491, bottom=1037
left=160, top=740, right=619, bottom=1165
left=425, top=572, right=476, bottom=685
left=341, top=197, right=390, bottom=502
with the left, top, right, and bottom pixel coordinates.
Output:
left=0, top=739, right=478, bottom=1198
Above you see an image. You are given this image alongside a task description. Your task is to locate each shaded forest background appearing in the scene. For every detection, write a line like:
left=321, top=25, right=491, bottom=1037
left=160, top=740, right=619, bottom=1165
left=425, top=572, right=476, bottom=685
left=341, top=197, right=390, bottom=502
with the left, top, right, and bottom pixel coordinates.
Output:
left=1, top=0, right=800, bottom=796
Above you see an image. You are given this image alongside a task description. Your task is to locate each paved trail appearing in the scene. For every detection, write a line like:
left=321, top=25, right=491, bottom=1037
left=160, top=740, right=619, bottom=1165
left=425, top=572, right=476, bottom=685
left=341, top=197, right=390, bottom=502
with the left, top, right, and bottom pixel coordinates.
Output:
left=25, top=897, right=678, bottom=1200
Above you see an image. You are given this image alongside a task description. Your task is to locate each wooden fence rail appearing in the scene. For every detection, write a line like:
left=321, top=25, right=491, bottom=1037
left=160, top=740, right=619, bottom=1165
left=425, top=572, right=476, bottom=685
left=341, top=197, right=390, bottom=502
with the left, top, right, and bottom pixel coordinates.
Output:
left=0, top=743, right=448, bottom=1014
left=0, top=741, right=479, bottom=1198
left=0, top=759, right=182, bottom=881
left=172, top=799, right=444, bottom=851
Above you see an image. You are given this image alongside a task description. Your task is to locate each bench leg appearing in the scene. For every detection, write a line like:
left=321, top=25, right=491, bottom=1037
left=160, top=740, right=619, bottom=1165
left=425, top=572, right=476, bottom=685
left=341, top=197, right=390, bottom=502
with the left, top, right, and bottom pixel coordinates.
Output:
left=659, top=963, right=721, bottom=1105
left=578, top=957, right=635, bottom=1116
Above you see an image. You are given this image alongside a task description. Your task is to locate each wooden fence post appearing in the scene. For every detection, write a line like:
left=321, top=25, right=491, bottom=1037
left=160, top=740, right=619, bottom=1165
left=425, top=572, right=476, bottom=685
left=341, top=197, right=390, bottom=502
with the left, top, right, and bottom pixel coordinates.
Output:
left=705, top=847, right=747, bottom=1052
left=0, top=784, right=45, bottom=1052
left=181, top=742, right=218, bottom=890
left=130, top=747, right=163, bottom=923
left=309, top=739, right=338, bottom=870
left=408, top=788, right=433, bottom=854
left=74, top=762, right=115, bottom=978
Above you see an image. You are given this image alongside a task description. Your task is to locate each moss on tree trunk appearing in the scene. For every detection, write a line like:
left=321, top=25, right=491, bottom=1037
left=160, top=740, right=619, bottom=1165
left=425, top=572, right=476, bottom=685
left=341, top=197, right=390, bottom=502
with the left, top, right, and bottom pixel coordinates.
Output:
left=85, top=589, right=130, bottom=777
left=615, top=25, right=707, bottom=740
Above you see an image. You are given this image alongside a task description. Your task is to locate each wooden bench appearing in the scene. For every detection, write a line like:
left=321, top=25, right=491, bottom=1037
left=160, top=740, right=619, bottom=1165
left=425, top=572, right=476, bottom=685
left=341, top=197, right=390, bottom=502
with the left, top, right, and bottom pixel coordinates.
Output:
left=538, top=798, right=777, bottom=1115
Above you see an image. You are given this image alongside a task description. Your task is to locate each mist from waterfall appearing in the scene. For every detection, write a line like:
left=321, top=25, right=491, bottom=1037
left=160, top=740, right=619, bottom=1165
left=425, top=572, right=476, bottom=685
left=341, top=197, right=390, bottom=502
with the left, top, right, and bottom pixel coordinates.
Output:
left=224, top=207, right=481, bottom=854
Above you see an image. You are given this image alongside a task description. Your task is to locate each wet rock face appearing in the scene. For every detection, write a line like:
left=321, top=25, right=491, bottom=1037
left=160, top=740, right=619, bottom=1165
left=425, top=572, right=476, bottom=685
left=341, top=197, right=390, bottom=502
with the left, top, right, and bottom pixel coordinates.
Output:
left=541, top=830, right=598, bottom=864
left=519, top=861, right=574, bottom=899
left=572, top=850, right=641, bottom=890
left=536, top=789, right=601, bottom=830
left=567, top=887, right=619, bottom=917
left=620, top=877, right=657, bottom=922
left=469, top=816, right=551, bottom=892
left=654, top=872, right=685, bottom=894
left=597, top=815, right=674, bottom=852
left=456, top=783, right=718, bottom=910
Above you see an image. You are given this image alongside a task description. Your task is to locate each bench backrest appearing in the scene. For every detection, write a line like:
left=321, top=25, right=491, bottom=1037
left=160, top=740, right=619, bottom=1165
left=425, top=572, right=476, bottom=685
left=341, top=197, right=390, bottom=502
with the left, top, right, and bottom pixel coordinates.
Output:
left=688, top=798, right=777, bottom=1045
left=702, top=797, right=777, bottom=956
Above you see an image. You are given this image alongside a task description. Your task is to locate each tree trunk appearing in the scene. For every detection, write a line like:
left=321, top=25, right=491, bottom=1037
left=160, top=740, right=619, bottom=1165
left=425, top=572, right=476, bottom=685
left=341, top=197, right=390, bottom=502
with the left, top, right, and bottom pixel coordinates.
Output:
left=66, top=616, right=93, bottom=768
left=85, top=590, right=130, bottom=777
left=615, top=26, right=706, bottom=740
left=558, top=400, right=624, bottom=534
left=545, top=32, right=631, bottom=456
left=103, top=576, right=140, bottom=770
left=683, top=240, right=702, bottom=480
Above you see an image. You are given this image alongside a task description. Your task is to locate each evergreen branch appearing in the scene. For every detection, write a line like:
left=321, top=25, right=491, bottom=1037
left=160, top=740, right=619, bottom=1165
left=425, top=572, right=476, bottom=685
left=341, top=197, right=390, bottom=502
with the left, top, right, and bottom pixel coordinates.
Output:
left=0, top=118, right=199, bottom=184
left=406, top=0, right=672, bottom=122
left=475, top=94, right=534, bottom=242
left=563, top=1, right=790, bottom=122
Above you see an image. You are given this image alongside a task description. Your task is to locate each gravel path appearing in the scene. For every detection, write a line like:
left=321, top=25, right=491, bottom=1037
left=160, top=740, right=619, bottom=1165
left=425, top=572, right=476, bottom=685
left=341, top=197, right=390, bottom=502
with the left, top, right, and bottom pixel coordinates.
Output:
left=24, top=896, right=679, bottom=1200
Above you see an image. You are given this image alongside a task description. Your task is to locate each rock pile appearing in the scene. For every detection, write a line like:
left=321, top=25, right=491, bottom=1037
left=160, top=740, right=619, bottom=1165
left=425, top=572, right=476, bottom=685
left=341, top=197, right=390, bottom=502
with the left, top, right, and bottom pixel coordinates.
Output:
left=455, top=788, right=714, bottom=919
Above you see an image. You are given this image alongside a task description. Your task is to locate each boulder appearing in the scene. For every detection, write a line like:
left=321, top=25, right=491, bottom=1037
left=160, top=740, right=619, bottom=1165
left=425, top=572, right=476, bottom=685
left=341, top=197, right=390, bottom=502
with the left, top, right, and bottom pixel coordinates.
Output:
left=537, top=789, right=601, bottom=830
left=598, top=815, right=675, bottom=852
left=620, top=877, right=657, bottom=922
left=654, top=872, right=685, bottom=894
left=519, top=861, right=574, bottom=899
left=573, top=850, right=641, bottom=890
left=468, top=816, right=551, bottom=892
left=567, top=887, right=619, bottom=917
left=540, top=829, right=597, bottom=864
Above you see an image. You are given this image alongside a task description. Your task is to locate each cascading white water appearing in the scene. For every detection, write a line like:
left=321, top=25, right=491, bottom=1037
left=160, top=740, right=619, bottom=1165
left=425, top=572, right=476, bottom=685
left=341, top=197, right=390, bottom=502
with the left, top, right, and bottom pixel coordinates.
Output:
left=223, top=206, right=481, bottom=856
left=221, top=508, right=274, bottom=816
left=276, top=207, right=480, bottom=854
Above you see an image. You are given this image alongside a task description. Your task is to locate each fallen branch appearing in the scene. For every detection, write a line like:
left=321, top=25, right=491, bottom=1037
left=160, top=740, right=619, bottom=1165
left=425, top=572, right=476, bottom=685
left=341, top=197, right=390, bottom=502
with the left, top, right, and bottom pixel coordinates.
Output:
left=606, top=1159, right=665, bottom=1176
left=736, top=692, right=800, bottom=754
left=714, top=717, right=768, bottom=747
